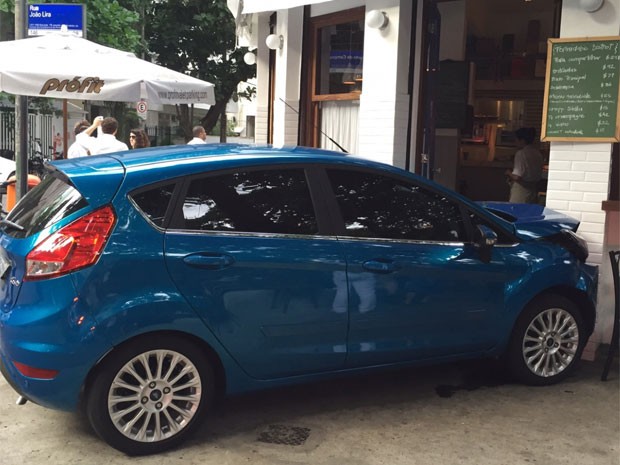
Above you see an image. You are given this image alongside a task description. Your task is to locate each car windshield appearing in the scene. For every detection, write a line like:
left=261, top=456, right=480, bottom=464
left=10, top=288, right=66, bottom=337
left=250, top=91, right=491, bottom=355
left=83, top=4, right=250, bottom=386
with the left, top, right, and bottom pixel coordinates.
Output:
left=3, top=174, right=87, bottom=239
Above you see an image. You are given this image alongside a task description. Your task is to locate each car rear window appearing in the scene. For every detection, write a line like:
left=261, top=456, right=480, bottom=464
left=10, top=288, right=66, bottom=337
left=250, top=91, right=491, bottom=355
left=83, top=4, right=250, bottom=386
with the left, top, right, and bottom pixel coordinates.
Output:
left=130, top=183, right=176, bottom=228
left=2, top=174, right=87, bottom=238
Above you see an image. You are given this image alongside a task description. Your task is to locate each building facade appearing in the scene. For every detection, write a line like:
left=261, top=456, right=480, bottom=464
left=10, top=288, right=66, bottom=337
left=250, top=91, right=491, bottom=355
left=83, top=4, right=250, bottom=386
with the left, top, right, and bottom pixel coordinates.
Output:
left=230, top=0, right=619, bottom=357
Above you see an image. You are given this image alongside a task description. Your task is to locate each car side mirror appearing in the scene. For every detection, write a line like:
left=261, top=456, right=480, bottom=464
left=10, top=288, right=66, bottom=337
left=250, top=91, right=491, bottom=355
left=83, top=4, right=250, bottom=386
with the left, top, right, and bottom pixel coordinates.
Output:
left=474, top=225, right=497, bottom=263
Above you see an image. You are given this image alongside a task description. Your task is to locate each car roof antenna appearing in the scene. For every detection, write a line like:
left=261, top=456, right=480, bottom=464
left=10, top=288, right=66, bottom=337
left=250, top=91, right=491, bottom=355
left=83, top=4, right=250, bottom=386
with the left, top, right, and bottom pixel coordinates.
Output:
left=279, top=98, right=348, bottom=153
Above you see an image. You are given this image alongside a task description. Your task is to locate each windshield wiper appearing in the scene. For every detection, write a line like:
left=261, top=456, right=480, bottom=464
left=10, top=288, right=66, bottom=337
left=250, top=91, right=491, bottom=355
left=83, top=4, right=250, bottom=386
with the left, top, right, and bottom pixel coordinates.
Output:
left=0, top=218, right=24, bottom=231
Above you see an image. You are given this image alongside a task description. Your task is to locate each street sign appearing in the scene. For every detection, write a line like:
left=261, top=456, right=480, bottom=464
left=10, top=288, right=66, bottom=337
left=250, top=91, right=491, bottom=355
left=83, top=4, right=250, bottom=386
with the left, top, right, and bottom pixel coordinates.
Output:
left=136, top=100, right=148, bottom=120
left=28, top=4, right=86, bottom=38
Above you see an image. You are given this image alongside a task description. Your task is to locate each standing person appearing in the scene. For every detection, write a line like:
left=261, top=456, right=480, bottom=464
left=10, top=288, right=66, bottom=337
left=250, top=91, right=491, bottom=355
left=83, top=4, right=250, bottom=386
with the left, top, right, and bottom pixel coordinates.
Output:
left=187, top=125, right=207, bottom=145
left=52, top=132, right=63, bottom=158
left=67, top=120, right=92, bottom=159
left=76, top=116, right=129, bottom=155
left=129, top=128, right=150, bottom=149
left=505, top=127, right=544, bottom=204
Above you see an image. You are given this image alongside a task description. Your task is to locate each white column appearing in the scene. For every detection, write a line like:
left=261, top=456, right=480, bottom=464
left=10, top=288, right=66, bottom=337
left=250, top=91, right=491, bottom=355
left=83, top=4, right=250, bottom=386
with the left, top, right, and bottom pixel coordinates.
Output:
left=255, top=13, right=271, bottom=145
left=358, top=0, right=412, bottom=168
left=272, top=7, right=304, bottom=147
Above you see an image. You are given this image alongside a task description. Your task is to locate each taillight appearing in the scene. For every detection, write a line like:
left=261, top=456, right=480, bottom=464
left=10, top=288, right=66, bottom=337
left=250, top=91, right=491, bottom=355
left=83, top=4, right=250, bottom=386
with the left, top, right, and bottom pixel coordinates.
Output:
left=25, top=205, right=116, bottom=280
left=13, top=361, right=59, bottom=379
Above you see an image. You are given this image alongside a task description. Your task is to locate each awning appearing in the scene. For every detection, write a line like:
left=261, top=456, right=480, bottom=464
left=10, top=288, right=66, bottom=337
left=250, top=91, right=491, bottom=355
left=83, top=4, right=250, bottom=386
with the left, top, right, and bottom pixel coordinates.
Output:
left=242, top=0, right=334, bottom=14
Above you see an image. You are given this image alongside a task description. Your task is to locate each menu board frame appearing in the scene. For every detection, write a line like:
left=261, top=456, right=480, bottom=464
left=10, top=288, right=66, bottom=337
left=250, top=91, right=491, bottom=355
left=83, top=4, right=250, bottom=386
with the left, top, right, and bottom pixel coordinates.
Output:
left=541, top=36, right=620, bottom=142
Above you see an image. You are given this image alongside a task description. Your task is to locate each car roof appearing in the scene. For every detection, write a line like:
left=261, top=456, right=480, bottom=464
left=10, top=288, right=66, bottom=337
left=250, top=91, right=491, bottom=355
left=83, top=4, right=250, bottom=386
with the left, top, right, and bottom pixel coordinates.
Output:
left=108, top=143, right=349, bottom=169
left=49, top=143, right=398, bottom=206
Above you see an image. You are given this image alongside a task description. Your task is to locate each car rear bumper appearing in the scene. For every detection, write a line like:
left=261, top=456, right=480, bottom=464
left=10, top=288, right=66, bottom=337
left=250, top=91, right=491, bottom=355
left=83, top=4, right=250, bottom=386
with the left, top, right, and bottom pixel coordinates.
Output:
left=0, top=297, right=112, bottom=412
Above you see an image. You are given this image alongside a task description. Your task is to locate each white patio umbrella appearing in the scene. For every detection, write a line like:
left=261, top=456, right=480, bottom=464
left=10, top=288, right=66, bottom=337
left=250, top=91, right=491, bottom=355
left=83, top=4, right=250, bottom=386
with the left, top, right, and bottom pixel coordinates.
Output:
left=0, top=30, right=215, bottom=105
left=0, top=29, right=215, bottom=197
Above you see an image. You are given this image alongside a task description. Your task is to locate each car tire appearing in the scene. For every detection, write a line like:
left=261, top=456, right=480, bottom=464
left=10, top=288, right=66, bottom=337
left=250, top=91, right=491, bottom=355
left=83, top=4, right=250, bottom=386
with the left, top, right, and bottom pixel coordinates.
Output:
left=507, top=294, right=585, bottom=386
left=86, top=335, right=214, bottom=455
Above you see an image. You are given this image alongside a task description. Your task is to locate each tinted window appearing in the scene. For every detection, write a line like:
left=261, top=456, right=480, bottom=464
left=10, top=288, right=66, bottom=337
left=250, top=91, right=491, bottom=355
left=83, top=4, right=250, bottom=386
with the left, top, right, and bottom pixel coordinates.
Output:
left=130, top=183, right=175, bottom=227
left=3, top=174, right=87, bottom=238
left=327, top=169, right=465, bottom=241
left=179, top=169, right=318, bottom=235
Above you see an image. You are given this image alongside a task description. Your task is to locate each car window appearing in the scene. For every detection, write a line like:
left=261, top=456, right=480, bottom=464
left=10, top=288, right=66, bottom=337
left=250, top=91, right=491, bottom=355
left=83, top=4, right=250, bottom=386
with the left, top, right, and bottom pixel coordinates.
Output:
left=130, top=183, right=175, bottom=228
left=178, top=168, right=318, bottom=235
left=326, top=168, right=466, bottom=242
left=3, top=174, right=87, bottom=239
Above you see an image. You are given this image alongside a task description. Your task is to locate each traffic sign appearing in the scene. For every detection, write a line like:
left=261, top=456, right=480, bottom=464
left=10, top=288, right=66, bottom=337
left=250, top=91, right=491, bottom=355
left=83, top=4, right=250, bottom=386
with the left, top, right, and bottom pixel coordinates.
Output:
left=136, top=100, right=148, bottom=120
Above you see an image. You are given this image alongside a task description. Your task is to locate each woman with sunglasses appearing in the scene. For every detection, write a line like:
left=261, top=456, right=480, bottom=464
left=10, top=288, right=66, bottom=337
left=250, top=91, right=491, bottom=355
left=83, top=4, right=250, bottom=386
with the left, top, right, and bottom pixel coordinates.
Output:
left=129, top=128, right=150, bottom=149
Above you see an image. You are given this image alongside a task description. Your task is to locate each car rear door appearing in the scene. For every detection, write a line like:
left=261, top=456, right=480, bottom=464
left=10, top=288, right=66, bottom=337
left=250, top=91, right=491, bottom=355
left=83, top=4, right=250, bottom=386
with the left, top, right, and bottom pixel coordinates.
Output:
left=321, top=167, right=524, bottom=367
left=163, top=165, right=348, bottom=379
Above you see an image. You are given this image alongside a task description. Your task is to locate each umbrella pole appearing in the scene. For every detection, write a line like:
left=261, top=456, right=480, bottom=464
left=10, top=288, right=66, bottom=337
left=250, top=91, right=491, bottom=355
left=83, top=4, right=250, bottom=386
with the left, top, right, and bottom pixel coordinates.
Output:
left=14, top=0, right=28, bottom=200
left=15, top=95, right=28, bottom=200
left=63, top=100, right=68, bottom=159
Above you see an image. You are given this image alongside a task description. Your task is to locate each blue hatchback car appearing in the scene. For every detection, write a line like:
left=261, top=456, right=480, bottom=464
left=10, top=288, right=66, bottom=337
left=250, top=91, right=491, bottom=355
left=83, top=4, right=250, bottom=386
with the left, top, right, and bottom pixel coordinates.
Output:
left=0, top=144, right=597, bottom=455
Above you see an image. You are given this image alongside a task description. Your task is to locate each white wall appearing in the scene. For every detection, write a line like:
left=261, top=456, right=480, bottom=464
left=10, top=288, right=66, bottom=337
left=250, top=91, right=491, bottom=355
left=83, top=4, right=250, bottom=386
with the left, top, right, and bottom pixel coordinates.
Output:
left=357, top=0, right=412, bottom=167
left=272, top=7, right=304, bottom=147
left=255, top=14, right=272, bottom=144
left=548, top=0, right=620, bottom=359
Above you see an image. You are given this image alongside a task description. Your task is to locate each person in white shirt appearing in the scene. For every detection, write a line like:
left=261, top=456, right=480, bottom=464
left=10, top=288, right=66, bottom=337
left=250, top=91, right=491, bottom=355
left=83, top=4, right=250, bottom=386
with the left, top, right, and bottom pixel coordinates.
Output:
left=76, top=116, right=129, bottom=155
left=505, top=127, right=544, bottom=204
left=187, top=125, right=207, bottom=145
left=67, top=120, right=91, bottom=159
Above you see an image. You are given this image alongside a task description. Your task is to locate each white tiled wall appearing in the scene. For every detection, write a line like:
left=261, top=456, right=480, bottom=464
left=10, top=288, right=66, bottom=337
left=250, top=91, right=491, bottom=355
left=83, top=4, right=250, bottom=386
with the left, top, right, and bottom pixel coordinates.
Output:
left=547, top=142, right=613, bottom=360
left=546, top=142, right=612, bottom=265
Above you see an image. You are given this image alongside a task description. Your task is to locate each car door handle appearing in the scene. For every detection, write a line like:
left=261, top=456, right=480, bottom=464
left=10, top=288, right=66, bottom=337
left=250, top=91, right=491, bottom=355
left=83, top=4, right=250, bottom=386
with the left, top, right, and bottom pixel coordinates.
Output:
left=362, top=260, right=396, bottom=274
left=183, top=254, right=234, bottom=270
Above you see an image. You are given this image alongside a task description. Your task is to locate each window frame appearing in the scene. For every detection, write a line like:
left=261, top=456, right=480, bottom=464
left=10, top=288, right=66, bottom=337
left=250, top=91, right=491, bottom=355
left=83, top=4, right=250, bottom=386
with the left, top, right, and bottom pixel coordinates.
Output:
left=301, top=7, right=366, bottom=147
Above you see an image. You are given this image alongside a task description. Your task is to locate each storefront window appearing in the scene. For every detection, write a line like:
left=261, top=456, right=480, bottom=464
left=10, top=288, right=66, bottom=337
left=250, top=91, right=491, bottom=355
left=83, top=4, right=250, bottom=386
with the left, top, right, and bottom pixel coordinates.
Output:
left=302, top=7, right=365, bottom=150
left=316, top=20, right=364, bottom=95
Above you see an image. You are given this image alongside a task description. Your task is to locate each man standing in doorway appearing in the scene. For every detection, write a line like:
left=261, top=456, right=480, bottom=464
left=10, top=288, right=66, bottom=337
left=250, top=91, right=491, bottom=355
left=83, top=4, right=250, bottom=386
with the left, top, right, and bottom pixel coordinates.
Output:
left=505, top=127, right=544, bottom=204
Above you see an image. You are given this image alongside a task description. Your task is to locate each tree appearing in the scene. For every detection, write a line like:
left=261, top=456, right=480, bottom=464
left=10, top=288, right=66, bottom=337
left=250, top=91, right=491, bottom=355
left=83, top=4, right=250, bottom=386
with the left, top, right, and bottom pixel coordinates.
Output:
left=144, top=0, right=255, bottom=140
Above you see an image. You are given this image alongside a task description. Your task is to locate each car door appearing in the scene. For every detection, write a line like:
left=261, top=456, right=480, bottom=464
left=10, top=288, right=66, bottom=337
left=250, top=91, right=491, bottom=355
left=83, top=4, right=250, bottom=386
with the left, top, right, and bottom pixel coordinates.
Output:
left=322, top=167, right=523, bottom=367
left=164, top=166, right=348, bottom=379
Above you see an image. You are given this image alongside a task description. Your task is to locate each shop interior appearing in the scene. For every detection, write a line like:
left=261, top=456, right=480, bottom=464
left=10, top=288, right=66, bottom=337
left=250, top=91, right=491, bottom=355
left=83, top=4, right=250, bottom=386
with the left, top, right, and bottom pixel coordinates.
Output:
left=433, top=0, right=560, bottom=202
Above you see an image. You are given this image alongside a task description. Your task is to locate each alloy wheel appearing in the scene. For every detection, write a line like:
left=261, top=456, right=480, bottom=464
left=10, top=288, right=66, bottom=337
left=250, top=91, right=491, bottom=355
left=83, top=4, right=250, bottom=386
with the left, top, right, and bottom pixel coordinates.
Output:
left=522, top=307, right=579, bottom=378
left=107, top=349, right=202, bottom=443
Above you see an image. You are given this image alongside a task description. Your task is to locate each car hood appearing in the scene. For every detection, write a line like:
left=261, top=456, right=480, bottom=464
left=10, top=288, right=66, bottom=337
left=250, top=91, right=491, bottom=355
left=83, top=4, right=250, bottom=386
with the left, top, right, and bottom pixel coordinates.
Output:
left=478, top=202, right=580, bottom=240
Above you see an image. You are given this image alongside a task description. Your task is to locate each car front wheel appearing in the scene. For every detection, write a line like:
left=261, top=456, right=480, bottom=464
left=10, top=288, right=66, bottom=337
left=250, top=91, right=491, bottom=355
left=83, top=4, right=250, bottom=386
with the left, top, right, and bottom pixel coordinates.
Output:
left=508, top=295, right=585, bottom=386
left=86, top=335, right=213, bottom=455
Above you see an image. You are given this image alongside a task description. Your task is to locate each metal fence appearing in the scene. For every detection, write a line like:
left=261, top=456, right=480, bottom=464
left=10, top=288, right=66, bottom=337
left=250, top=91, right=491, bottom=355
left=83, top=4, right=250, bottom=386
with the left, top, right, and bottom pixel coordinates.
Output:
left=145, top=125, right=173, bottom=147
left=0, top=110, right=54, bottom=160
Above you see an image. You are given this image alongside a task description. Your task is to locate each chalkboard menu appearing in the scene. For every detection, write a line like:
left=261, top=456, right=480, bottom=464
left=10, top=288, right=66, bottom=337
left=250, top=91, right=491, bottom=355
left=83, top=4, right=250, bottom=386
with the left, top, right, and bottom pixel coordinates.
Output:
left=542, top=36, right=620, bottom=141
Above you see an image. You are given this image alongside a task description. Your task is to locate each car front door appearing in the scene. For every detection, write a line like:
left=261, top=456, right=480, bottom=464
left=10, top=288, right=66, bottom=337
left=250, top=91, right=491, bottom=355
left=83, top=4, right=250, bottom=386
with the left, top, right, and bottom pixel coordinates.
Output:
left=164, top=166, right=348, bottom=379
left=323, top=167, right=522, bottom=367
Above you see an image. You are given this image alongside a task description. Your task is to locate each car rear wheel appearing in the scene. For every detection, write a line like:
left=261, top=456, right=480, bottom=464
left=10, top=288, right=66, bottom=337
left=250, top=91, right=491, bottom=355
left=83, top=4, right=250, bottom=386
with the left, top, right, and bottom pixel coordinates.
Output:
left=86, top=335, right=213, bottom=455
left=508, top=295, right=585, bottom=386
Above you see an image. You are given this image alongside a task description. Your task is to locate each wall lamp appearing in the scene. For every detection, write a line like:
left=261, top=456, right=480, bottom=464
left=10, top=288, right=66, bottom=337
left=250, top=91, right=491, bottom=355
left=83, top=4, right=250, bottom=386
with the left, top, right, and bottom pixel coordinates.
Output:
left=265, top=34, right=283, bottom=50
left=243, top=51, right=256, bottom=65
left=580, top=0, right=604, bottom=12
left=366, top=10, right=389, bottom=30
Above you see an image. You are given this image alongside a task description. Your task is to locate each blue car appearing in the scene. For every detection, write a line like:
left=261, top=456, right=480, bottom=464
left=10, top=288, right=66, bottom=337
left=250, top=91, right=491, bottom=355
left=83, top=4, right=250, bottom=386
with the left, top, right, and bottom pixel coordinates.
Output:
left=0, top=144, right=597, bottom=455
